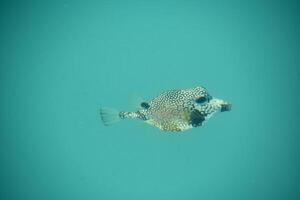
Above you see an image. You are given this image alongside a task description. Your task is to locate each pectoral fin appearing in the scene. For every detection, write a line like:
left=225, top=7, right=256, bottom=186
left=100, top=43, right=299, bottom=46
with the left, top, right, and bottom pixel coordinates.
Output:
left=189, top=109, right=206, bottom=127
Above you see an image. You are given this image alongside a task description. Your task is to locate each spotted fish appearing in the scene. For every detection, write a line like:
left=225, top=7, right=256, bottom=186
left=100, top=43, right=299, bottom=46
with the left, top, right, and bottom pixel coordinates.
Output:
left=100, top=86, right=231, bottom=132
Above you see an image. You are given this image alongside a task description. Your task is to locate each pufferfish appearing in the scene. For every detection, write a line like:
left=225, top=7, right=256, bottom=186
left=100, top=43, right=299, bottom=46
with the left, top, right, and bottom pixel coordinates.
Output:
left=100, top=86, right=231, bottom=132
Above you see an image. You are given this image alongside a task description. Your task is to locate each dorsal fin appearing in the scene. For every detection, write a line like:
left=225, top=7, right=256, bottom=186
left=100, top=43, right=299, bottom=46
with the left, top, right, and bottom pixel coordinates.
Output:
left=140, top=102, right=150, bottom=109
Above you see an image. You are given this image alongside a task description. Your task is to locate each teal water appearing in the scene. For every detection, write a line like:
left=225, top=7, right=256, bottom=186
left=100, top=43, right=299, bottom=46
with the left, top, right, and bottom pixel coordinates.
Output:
left=1, top=1, right=300, bottom=200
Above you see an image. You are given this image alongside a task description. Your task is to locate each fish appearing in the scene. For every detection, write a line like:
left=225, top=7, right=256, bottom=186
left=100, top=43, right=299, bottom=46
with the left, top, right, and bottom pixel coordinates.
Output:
left=99, top=86, right=231, bottom=132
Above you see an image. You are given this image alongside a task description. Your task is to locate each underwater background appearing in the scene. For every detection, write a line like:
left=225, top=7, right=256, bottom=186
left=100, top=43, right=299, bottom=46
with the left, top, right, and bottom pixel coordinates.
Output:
left=1, top=1, right=300, bottom=200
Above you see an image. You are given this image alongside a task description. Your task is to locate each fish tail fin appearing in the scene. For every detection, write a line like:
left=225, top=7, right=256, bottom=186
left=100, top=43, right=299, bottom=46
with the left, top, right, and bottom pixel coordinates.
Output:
left=99, top=107, right=121, bottom=126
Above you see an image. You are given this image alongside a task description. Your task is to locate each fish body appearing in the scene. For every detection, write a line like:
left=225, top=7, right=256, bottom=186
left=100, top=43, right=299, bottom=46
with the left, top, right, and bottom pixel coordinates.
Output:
left=100, top=86, right=231, bottom=132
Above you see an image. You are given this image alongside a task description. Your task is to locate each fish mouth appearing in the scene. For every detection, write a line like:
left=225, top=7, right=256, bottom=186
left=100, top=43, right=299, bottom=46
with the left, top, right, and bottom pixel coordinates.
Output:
left=221, top=103, right=232, bottom=112
left=194, top=97, right=232, bottom=114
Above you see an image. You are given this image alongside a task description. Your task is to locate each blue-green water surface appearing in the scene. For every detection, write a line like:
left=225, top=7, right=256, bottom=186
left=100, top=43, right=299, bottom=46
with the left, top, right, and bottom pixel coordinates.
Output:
left=1, top=1, right=300, bottom=200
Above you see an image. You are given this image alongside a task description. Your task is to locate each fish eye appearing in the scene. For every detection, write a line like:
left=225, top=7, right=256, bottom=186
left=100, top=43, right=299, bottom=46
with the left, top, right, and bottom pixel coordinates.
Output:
left=195, top=96, right=207, bottom=104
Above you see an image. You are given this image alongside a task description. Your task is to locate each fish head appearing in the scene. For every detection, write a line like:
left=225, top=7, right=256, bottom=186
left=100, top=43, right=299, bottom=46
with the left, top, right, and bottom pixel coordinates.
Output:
left=193, top=96, right=231, bottom=121
left=191, top=86, right=212, bottom=105
left=191, top=87, right=231, bottom=123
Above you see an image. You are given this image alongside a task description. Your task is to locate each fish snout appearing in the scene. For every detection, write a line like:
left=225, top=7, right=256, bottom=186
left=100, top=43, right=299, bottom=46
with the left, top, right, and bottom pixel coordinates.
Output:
left=221, top=102, right=232, bottom=112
